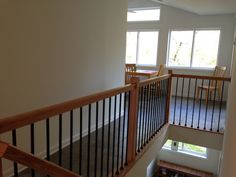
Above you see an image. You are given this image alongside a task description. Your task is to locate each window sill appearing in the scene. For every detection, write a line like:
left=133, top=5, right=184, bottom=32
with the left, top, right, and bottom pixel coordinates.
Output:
left=162, top=147, right=207, bottom=159
left=165, top=66, right=215, bottom=72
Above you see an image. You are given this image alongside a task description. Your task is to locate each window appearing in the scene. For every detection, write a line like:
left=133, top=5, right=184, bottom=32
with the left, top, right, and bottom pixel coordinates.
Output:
left=127, top=8, right=160, bottom=22
left=163, top=140, right=207, bottom=158
left=126, top=31, right=159, bottom=66
left=167, top=29, right=220, bottom=69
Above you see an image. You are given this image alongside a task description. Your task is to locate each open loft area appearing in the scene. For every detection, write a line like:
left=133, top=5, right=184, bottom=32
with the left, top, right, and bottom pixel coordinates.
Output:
left=0, top=1, right=235, bottom=177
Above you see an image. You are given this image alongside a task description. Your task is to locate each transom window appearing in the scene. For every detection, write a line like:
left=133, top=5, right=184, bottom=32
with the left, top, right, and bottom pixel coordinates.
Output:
left=126, top=31, right=159, bottom=66
left=127, top=8, right=160, bottom=22
left=163, top=140, right=207, bottom=158
left=167, top=29, right=220, bottom=69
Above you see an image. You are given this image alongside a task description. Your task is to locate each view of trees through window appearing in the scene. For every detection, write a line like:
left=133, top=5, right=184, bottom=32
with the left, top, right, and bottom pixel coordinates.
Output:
left=163, top=139, right=207, bottom=158
left=167, top=30, right=220, bottom=68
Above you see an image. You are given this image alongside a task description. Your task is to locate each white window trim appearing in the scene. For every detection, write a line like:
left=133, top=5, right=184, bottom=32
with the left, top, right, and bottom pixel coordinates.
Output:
left=126, top=30, right=159, bottom=67
left=163, top=140, right=208, bottom=159
left=166, top=28, right=221, bottom=70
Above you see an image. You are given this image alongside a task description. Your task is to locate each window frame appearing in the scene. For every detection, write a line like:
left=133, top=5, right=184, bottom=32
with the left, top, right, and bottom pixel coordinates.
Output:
left=163, top=140, right=208, bottom=159
left=126, top=29, right=160, bottom=67
left=166, top=28, right=221, bottom=70
left=127, top=7, right=161, bottom=22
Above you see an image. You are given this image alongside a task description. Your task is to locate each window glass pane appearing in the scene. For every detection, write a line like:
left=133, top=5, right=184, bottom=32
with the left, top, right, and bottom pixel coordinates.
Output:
left=164, top=140, right=172, bottom=148
left=127, top=9, right=160, bottom=22
left=192, top=30, right=220, bottom=68
left=182, top=143, right=207, bottom=156
left=137, top=31, right=158, bottom=66
left=168, top=31, right=193, bottom=67
left=126, top=32, right=137, bottom=64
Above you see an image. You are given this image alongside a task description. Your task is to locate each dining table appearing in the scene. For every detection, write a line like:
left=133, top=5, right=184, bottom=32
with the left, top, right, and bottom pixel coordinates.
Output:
left=126, top=69, right=158, bottom=78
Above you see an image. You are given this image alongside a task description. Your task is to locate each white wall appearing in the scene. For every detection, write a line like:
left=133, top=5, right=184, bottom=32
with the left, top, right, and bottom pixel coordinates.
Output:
left=159, top=147, right=221, bottom=176
left=0, top=0, right=127, bottom=175
left=127, top=2, right=235, bottom=77
left=220, top=25, right=236, bottom=177
left=0, top=0, right=127, bottom=118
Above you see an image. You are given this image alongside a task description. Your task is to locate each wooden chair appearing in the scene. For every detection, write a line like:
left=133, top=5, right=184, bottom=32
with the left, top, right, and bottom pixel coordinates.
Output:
left=155, top=64, right=165, bottom=95
left=196, top=66, right=226, bottom=104
left=157, top=64, right=165, bottom=76
left=125, top=64, right=136, bottom=84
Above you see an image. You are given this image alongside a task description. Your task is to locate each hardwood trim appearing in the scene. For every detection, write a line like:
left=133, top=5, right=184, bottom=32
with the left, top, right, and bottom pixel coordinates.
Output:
left=127, top=77, right=140, bottom=163
left=172, top=73, right=231, bottom=82
left=117, top=124, right=169, bottom=177
left=0, top=141, right=81, bottom=177
left=165, top=70, right=173, bottom=123
left=139, top=74, right=171, bottom=87
left=0, top=85, right=132, bottom=134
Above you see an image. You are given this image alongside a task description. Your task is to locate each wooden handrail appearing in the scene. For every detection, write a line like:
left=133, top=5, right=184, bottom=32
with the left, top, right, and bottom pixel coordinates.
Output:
left=0, top=141, right=81, bottom=177
left=171, top=73, right=231, bottom=82
left=139, top=74, right=171, bottom=87
left=0, top=85, right=132, bottom=134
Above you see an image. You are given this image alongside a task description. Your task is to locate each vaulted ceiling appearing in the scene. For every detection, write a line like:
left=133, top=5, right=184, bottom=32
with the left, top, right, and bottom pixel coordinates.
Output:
left=129, top=0, right=236, bottom=15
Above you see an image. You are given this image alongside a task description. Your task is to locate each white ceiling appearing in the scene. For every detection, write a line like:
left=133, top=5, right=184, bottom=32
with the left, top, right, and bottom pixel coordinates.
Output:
left=129, top=0, right=236, bottom=15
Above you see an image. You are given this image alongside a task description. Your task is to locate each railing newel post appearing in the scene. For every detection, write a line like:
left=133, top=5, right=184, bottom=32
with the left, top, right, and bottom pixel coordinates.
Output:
left=127, top=77, right=140, bottom=163
left=165, top=70, right=173, bottom=123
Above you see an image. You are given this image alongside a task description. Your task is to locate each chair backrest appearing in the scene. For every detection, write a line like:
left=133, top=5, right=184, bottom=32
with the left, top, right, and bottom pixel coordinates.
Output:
left=157, top=64, right=165, bottom=76
left=125, top=64, right=136, bottom=72
left=125, top=64, right=136, bottom=84
left=211, top=66, right=227, bottom=88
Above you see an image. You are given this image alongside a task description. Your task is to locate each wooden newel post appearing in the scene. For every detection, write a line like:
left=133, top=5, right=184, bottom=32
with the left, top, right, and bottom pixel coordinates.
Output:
left=127, top=77, right=140, bottom=163
left=165, top=70, right=173, bottom=123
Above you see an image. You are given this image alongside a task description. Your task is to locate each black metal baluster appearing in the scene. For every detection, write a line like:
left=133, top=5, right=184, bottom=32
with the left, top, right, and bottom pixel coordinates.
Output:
left=79, top=107, right=83, bottom=175
left=210, top=80, right=218, bottom=131
left=159, top=81, right=163, bottom=126
left=204, top=80, right=211, bottom=130
left=94, top=102, right=99, bottom=177
left=173, top=77, right=179, bottom=124
left=197, top=80, right=204, bottom=129
left=100, top=99, right=106, bottom=177
left=121, top=93, right=127, bottom=169
left=58, top=114, right=62, bottom=166
left=153, top=82, right=159, bottom=133
left=185, top=78, right=191, bottom=126
left=106, top=97, right=112, bottom=177
left=12, top=129, right=18, bottom=177
left=156, top=83, right=161, bottom=130
left=46, top=118, right=50, bottom=177
left=147, top=84, right=151, bottom=141
left=217, top=81, right=225, bottom=132
left=141, top=86, right=147, bottom=148
left=150, top=83, right=155, bottom=137
left=179, top=78, right=185, bottom=126
left=138, top=87, right=144, bottom=152
left=125, top=91, right=131, bottom=166
left=31, top=124, right=35, bottom=177
left=116, top=94, right=122, bottom=174
left=70, top=110, right=73, bottom=171
left=87, top=104, right=91, bottom=177
left=191, top=79, right=198, bottom=128
left=112, top=96, right=117, bottom=177
left=145, top=85, right=150, bottom=143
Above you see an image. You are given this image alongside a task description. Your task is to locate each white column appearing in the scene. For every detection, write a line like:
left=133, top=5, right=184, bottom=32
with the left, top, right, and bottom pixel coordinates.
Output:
left=220, top=28, right=236, bottom=177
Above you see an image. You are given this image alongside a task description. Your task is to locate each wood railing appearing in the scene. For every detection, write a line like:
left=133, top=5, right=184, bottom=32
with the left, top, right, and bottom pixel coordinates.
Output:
left=170, top=71, right=231, bottom=133
left=0, top=74, right=171, bottom=177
